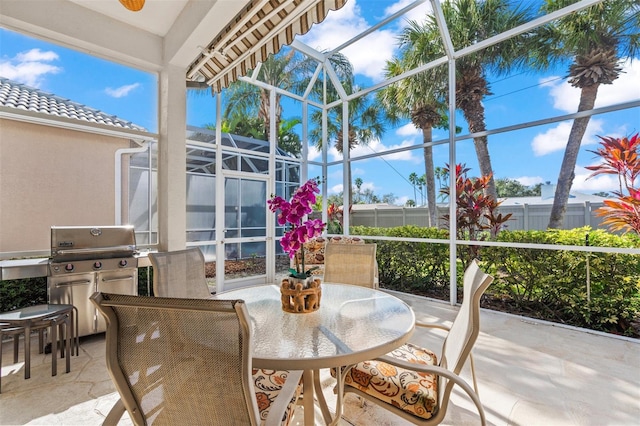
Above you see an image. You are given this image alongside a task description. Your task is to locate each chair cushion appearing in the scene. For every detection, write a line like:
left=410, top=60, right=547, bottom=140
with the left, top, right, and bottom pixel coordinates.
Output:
left=253, top=369, right=302, bottom=426
left=327, top=236, right=364, bottom=245
left=339, top=342, right=439, bottom=420
left=291, top=236, right=366, bottom=276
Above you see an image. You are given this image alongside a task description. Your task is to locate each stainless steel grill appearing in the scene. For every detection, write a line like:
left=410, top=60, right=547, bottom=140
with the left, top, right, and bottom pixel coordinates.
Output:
left=47, top=226, right=139, bottom=337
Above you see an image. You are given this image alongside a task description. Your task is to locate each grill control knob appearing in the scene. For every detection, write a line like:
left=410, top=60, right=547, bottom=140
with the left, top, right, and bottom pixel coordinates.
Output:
left=119, top=259, right=128, bottom=267
left=93, top=261, right=103, bottom=270
left=64, top=263, right=74, bottom=272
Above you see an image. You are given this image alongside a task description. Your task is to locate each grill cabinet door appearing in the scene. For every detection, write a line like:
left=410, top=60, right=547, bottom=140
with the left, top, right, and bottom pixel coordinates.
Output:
left=48, top=273, right=96, bottom=337
left=95, top=269, right=138, bottom=332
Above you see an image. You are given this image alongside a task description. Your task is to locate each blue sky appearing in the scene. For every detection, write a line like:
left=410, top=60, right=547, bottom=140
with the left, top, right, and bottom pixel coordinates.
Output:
left=1, top=0, right=638, bottom=206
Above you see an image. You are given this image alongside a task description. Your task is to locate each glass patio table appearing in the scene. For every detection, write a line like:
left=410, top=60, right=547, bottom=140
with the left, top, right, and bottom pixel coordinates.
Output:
left=0, top=304, right=77, bottom=393
left=215, top=283, right=415, bottom=425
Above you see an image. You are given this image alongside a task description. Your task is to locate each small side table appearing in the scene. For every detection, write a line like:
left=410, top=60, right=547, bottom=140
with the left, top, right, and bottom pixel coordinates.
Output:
left=0, top=304, right=78, bottom=393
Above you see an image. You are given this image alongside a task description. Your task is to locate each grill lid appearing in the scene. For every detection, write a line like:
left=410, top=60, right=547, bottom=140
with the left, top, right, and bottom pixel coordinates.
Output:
left=50, top=226, right=136, bottom=262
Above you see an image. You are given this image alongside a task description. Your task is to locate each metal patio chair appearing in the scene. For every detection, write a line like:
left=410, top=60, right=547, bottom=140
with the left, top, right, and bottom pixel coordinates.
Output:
left=339, top=259, right=494, bottom=425
left=91, top=292, right=303, bottom=426
left=149, top=247, right=212, bottom=298
left=323, top=242, right=378, bottom=288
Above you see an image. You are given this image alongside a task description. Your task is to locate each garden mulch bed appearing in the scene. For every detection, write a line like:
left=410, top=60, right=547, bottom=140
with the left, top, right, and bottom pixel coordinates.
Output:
left=412, top=286, right=640, bottom=338
left=204, top=256, right=290, bottom=279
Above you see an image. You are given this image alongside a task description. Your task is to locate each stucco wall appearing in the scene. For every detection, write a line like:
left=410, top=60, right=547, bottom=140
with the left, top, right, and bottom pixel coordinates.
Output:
left=0, top=119, right=131, bottom=255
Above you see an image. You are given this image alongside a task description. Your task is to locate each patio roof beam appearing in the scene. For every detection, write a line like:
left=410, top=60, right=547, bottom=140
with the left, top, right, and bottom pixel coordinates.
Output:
left=320, top=0, right=605, bottom=108
left=324, top=62, right=348, bottom=102
left=237, top=75, right=325, bottom=110
left=330, top=0, right=428, bottom=55
left=324, top=56, right=449, bottom=109
left=321, top=99, right=640, bottom=167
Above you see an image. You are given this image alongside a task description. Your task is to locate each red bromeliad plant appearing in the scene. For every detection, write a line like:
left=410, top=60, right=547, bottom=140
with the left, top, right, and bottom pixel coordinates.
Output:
left=327, top=203, right=352, bottom=234
left=440, top=163, right=512, bottom=265
left=585, top=132, right=640, bottom=235
left=268, top=178, right=326, bottom=279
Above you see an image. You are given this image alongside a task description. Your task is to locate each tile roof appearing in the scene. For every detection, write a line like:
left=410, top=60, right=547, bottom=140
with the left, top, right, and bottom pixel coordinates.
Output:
left=0, top=77, right=146, bottom=132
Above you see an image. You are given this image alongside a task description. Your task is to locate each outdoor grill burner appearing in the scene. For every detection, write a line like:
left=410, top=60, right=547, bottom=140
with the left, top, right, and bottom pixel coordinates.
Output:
left=47, top=226, right=139, bottom=337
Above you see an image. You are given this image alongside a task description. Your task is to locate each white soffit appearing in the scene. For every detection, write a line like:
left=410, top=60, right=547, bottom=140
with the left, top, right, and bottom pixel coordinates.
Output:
left=67, top=0, right=189, bottom=37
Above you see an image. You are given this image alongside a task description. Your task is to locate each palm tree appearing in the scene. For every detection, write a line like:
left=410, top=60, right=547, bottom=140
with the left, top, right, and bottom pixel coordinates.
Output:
left=221, top=50, right=314, bottom=149
left=534, top=0, right=640, bottom=228
left=379, top=46, right=448, bottom=225
left=408, top=172, right=419, bottom=207
left=308, top=87, right=386, bottom=206
left=435, top=166, right=450, bottom=202
left=277, top=117, right=303, bottom=157
left=413, top=0, right=534, bottom=201
left=204, top=116, right=265, bottom=139
left=221, top=49, right=354, bottom=159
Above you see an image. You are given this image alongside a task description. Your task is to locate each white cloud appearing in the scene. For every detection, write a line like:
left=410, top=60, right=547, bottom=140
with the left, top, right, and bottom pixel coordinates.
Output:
left=105, top=83, right=140, bottom=98
left=306, top=144, right=322, bottom=162
left=299, top=0, right=437, bottom=82
left=325, top=137, right=421, bottom=162
left=329, top=183, right=343, bottom=194
left=376, top=139, right=420, bottom=161
left=531, top=118, right=604, bottom=156
left=0, top=48, right=61, bottom=87
left=301, top=0, right=399, bottom=82
left=396, top=122, right=421, bottom=136
left=572, top=165, right=620, bottom=193
left=395, top=195, right=410, bottom=206
left=515, top=176, right=544, bottom=186
left=358, top=180, right=375, bottom=191
left=383, top=0, right=432, bottom=22
left=307, top=122, right=422, bottom=163
left=540, top=60, right=640, bottom=113
left=16, top=49, right=59, bottom=62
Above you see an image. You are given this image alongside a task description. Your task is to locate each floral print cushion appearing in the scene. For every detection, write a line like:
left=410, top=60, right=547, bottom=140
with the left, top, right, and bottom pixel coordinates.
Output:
left=339, top=342, right=439, bottom=420
left=327, top=236, right=364, bottom=245
left=292, top=236, right=365, bottom=275
left=301, top=237, right=327, bottom=266
left=253, top=369, right=302, bottom=426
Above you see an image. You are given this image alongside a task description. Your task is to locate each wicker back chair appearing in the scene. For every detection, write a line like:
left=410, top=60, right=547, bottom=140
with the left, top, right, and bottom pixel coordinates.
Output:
left=91, top=293, right=302, bottom=426
left=339, top=260, right=494, bottom=425
left=323, top=243, right=378, bottom=288
left=149, top=248, right=212, bottom=298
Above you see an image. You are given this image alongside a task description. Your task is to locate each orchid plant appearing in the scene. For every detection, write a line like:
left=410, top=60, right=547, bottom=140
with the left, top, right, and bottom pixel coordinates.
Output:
left=268, top=178, right=326, bottom=279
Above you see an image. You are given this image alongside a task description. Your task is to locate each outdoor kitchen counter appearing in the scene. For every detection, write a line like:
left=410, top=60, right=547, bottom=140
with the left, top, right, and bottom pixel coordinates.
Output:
left=0, top=252, right=152, bottom=281
left=0, top=258, right=49, bottom=280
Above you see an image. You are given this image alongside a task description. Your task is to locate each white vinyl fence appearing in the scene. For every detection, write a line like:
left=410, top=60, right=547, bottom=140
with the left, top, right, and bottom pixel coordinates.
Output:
left=350, top=201, right=607, bottom=231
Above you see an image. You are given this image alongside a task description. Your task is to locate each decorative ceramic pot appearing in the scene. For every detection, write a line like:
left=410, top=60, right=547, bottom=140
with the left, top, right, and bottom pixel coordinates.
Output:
left=280, top=277, right=322, bottom=313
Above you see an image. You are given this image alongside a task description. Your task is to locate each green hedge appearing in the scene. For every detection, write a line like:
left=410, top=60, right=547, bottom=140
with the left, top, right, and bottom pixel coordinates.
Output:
left=481, top=227, right=640, bottom=336
left=352, top=225, right=640, bottom=337
left=2, top=227, right=638, bottom=336
left=0, top=277, right=47, bottom=312
left=351, top=225, right=450, bottom=292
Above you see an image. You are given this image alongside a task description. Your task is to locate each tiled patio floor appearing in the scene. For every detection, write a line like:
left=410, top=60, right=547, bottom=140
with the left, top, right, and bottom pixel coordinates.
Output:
left=1, top=291, right=639, bottom=425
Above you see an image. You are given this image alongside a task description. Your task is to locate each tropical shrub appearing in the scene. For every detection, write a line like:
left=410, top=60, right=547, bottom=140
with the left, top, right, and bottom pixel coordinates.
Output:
left=0, top=277, right=47, bottom=312
left=351, top=225, right=450, bottom=292
left=440, top=163, right=511, bottom=267
left=586, top=132, right=640, bottom=234
left=352, top=225, right=639, bottom=336
left=482, top=227, right=640, bottom=335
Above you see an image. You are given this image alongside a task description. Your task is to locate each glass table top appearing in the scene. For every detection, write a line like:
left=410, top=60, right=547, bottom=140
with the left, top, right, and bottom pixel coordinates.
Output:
left=216, top=283, right=415, bottom=370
